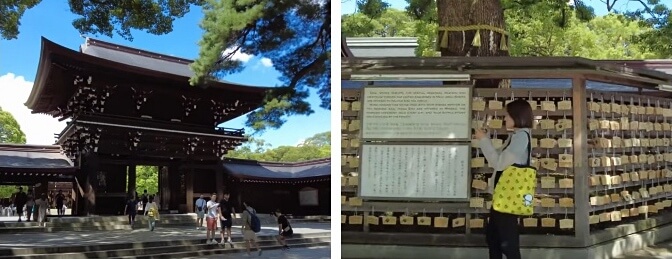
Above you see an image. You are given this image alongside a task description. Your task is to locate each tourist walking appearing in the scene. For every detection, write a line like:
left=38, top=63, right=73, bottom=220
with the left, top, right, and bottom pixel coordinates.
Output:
left=141, top=190, right=149, bottom=211
left=35, top=194, right=48, bottom=227
left=241, top=202, right=262, bottom=256
left=475, top=99, right=533, bottom=259
left=218, top=192, right=235, bottom=247
left=273, top=209, right=293, bottom=250
left=144, top=196, right=159, bottom=231
left=124, top=195, right=138, bottom=228
left=55, top=190, right=65, bottom=216
left=25, top=190, right=35, bottom=222
left=205, top=193, right=219, bottom=244
left=13, top=187, right=28, bottom=222
left=195, top=194, right=206, bottom=230
left=145, top=196, right=159, bottom=231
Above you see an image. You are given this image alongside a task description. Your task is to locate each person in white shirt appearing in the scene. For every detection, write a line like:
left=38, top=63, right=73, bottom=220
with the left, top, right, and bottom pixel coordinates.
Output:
left=144, top=196, right=160, bottom=231
left=34, top=194, right=48, bottom=227
left=205, top=193, right=220, bottom=244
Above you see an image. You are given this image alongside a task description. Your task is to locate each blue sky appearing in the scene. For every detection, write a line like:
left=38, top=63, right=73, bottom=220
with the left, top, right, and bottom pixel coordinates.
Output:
left=0, top=1, right=330, bottom=148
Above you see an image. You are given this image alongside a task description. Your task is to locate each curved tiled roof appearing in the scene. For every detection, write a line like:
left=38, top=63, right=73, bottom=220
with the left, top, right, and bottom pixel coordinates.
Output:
left=222, top=157, right=330, bottom=180
left=0, top=144, right=74, bottom=172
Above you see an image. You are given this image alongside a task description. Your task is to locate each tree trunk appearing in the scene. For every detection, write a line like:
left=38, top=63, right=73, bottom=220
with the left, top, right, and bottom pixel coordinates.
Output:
left=436, top=0, right=509, bottom=88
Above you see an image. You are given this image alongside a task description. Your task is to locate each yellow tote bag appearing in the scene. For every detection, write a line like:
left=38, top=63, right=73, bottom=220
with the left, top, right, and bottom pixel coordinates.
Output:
left=492, top=132, right=537, bottom=216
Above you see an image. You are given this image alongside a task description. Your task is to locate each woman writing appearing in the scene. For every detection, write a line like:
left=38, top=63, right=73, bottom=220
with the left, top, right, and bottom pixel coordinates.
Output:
left=474, top=99, right=534, bottom=259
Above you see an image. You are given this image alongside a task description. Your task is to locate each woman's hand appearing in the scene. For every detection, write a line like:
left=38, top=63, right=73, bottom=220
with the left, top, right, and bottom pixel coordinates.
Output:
left=474, top=128, right=488, bottom=140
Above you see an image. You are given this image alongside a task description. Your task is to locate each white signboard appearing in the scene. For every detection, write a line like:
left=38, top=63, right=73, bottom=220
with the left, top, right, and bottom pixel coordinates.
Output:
left=362, top=87, right=471, bottom=140
left=359, top=144, right=470, bottom=200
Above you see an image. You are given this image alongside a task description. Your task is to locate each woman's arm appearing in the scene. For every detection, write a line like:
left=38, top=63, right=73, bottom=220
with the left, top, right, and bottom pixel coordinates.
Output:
left=479, top=131, right=529, bottom=172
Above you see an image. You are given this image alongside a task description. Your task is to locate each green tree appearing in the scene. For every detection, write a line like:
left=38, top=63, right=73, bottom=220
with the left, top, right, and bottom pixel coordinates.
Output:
left=0, top=107, right=26, bottom=144
left=0, top=107, right=27, bottom=198
left=225, top=131, right=331, bottom=162
left=189, top=0, right=330, bottom=132
left=344, top=3, right=662, bottom=60
left=135, top=166, right=159, bottom=195
left=342, top=9, right=418, bottom=37
left=1, top=0, right=204, bottom=41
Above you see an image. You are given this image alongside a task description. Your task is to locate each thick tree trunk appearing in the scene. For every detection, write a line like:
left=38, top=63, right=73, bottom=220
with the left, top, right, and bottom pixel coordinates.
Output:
left=436, top=0, right=509, bottom=88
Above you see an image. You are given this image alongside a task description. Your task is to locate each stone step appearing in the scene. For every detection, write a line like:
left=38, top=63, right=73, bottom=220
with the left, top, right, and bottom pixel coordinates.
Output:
left=117, top=242, right=331, bottom=259
left=0, top=232, right=329, bottom=257
left=50, top=237, right=329, bottom=259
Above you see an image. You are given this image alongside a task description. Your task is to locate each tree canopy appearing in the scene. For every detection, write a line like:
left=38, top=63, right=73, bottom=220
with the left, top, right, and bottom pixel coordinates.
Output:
left=225, top=131, right=331, bottom=162
left=0, top=107, right=26, bottom=144
left=3, top=0, right=330, bottom=133
left=343, top=0, right=671, bottom=59
left=0, top=107, right=27, bottom=198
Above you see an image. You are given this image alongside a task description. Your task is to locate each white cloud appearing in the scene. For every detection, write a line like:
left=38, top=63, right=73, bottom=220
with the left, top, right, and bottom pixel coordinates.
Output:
left=260, top=57, right=273, bottom=67
left=221, top=48, right=254, bottom=63
left=295, top=138, right=306, bottom=146
left=0, top=73, right=67, bottom=145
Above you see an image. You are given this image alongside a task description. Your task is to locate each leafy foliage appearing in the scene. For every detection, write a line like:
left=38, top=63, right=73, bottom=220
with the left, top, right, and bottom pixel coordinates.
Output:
left=2, top=0, right=203, bottom=41
left=67, top=0, right=204, bottom=41
left=134, top=165, right=159, bottom=195
left=343, top=0, right=668, bottom=59
left=190, top=0, right=331, bottom=133
left=0, top=107, right=27, bottom=198
left=225, top=131, right=331, bottom=162
left=0, top=107, right=26, bottom=144
left=0, top=0, right=41, bottom=40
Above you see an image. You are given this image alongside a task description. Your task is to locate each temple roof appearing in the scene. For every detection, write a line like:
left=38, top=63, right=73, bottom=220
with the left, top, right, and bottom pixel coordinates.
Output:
left=222, top=158, right=330, bottom=180
left=80, top=38, right=258, bottom=87
left=0, top=144, right=75, bottom=172
left=26, top=37, right=272, bottom=115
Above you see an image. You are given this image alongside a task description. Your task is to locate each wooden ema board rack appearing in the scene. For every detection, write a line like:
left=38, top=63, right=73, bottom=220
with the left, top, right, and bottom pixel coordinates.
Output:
left=341, top=88, right=672, bottom=235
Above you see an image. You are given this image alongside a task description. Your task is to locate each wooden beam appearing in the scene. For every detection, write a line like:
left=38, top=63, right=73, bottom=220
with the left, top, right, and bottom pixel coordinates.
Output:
left=571, top=76, right=590, bottom=246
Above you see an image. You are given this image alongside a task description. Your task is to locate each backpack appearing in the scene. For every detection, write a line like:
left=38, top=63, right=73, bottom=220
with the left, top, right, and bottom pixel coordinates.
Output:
left=246, top=209, right=261, bottom=233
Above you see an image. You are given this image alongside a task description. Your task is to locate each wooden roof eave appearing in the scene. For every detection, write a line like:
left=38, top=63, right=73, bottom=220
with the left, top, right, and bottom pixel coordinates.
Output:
left=0, top=167, right=76, bottom=173
left=25, top=38, right=54, bottom=111
left=231, top=174, right=330, bottom=181
left=342, top=57, right=672, bottom=90
left=27, top=38, right=274, bottom=113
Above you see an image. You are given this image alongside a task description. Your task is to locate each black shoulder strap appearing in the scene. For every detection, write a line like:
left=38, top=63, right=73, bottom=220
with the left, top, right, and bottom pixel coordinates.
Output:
left=524, top=131, right=531, bottom=166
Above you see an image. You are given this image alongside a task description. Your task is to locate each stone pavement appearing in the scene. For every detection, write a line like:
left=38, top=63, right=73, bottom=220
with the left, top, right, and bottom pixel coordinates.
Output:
left=188, top=245, right=331, bottom=258
left=0, top=222, right=330, bottom=248
left=615, top=241, right=672, bottom=259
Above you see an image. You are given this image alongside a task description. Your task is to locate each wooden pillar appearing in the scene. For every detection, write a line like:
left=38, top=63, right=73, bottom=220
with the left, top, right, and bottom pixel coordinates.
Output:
left=215, top=162, right=224, bottom=197
left=572, top=76, right=590, bottom=245
left=127, top=164, right=136, bottom=196
left=186, top=168, right=194, bottom=213
left=160, top=166, right=170, bottom=210
left=80, top=153, right=99, bottom=216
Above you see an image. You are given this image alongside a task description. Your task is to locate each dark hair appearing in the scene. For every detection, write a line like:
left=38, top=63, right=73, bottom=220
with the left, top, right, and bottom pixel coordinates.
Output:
left=149, top=196, right=154, bottom=203
left=506, top=99, right=534, bottom=128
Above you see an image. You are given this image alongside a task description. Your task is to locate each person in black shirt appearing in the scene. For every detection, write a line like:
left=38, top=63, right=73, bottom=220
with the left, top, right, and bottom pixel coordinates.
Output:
left=124, top=195, right=138, bottom=228
left=141, top=190, right=149, bottom=211
left=273, top=209, right=292, bottom=250
left=55, top=190, right=65, bottom=216
left=13, top=187, right=28, bottom=222
left=218, top=192, right=235, bottom=247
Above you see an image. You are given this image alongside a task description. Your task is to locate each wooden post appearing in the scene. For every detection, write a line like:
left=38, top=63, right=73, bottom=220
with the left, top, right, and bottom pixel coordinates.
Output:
left=127, top=164, right=136, bottom=196
left=186, top=168, right=194, bottom=213
left=572, top=76, right=590, bottom=245
left=160, top=166, right=171, bottom=210
left=216, top=163, right=224, bottom=197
